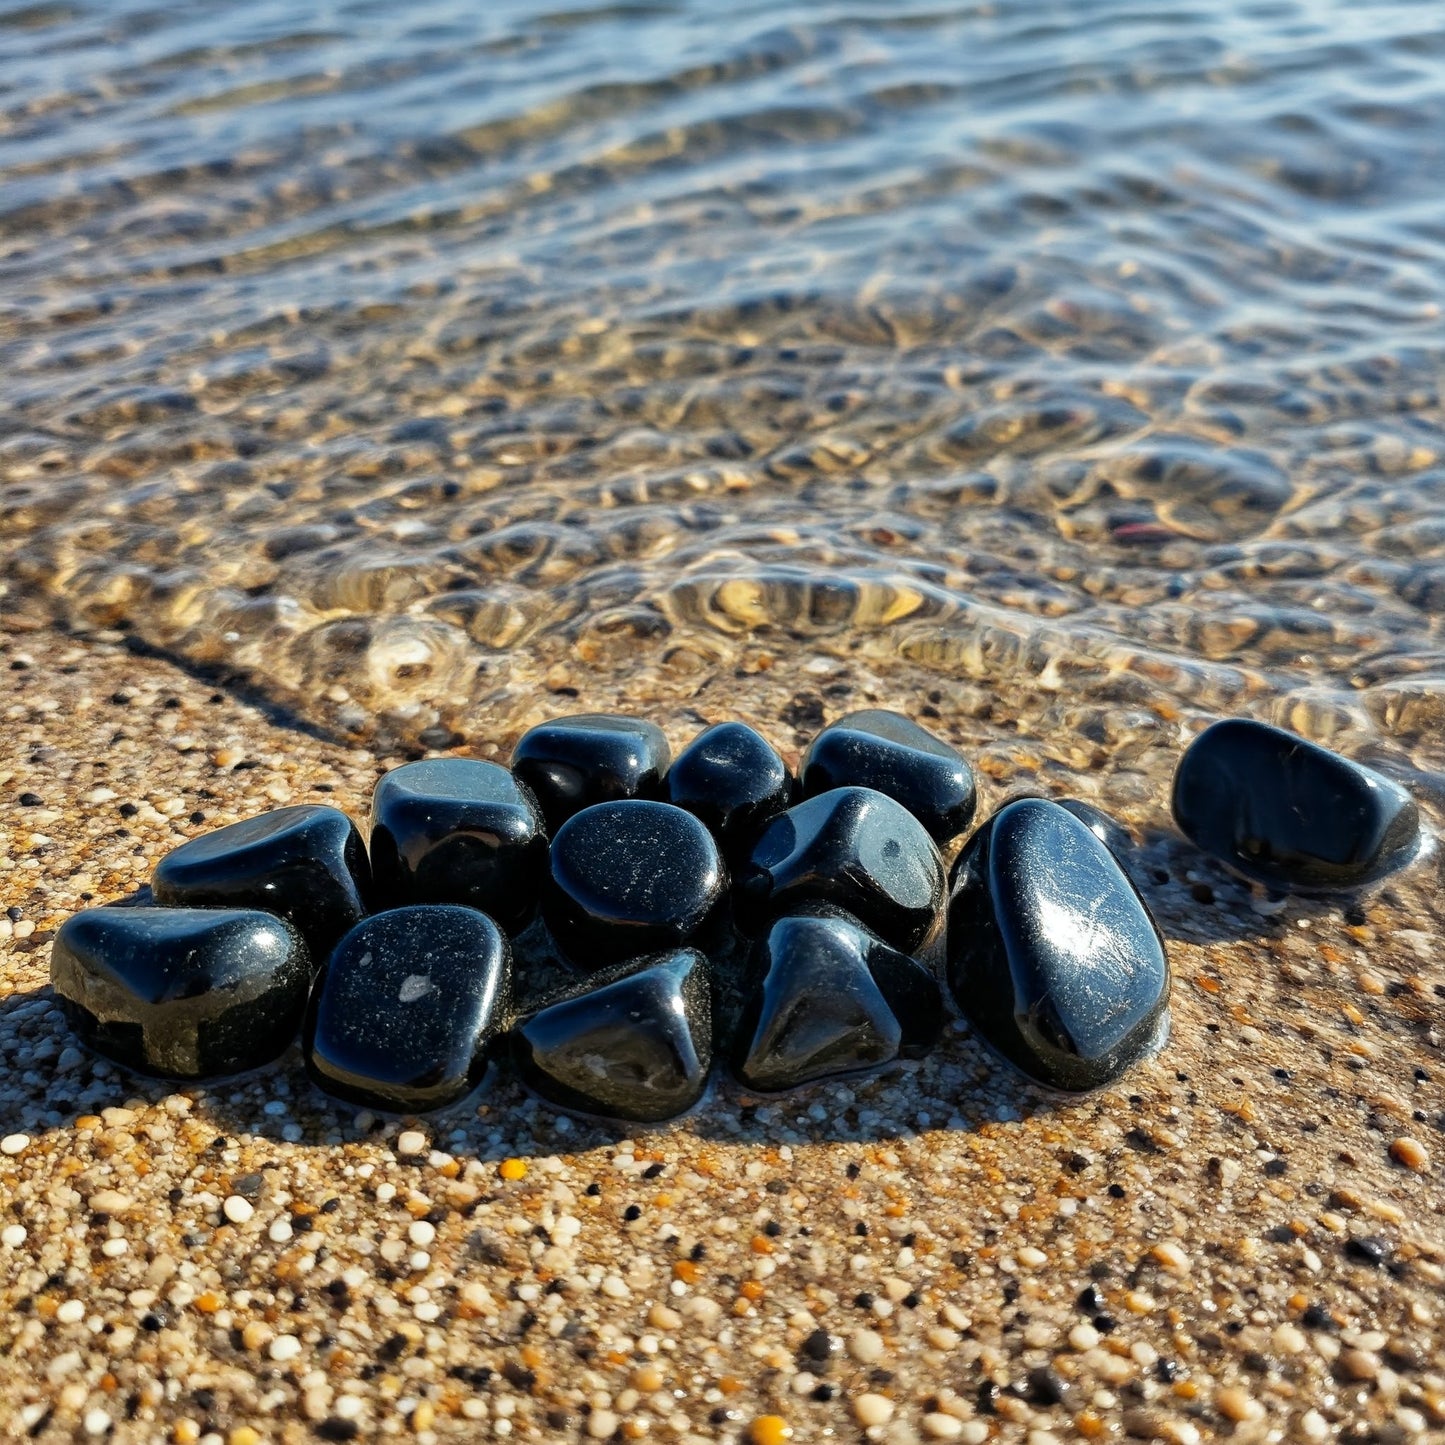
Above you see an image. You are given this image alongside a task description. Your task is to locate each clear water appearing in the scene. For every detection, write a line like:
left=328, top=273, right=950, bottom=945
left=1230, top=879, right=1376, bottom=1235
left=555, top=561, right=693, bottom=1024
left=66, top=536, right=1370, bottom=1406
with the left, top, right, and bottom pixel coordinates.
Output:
left=3, top=0, right=1445, bottom=772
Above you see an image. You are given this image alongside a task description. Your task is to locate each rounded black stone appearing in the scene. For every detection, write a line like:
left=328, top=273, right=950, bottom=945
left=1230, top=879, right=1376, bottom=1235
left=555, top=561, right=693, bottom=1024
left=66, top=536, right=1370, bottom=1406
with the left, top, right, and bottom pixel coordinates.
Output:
left=511, top=714, right=669, bottom=834
left=369, top=759, right=548, bottom=932
left=800, top=710, right=976, bottom=845
left=511, top=947, right=712, bottom=1122
left=152, top=805, right=371, bottom=966
left=544, top=801, right=726, bottom=969
left=736, top=787, right=945, bottom=955
left=666, top=721, right=794, bottom=864
left=734, top=908, right=943, bottom=1092
left=50, top=907, right=310, bottom=1078
left=1172, top=718, right=1421, bottom=892
left=946, top=798, right=1170, bottom=1093
left=304, top=905, right=510, bottom=1112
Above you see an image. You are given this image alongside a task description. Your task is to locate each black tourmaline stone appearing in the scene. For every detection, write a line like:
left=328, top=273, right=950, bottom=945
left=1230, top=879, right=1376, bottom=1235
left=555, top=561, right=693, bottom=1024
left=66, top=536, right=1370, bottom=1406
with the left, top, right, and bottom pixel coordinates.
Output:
left=736, top=787, right=945, bottom=955
left=512, top=947, right=712, bottom=1122
left=666, top=721, right=794, bottom=864
left=946, top=798, right=1170, bottom=1092
left=511, top=714, right=670, bottom=834
left=800, top=710, right=976, bottom=845
left=304, top=905, right=510, bottom=1111
left=51, top=907, right=310, bottom=1078
left=1172, top=718, right=1421, bottom=892
left=734, top=908, right=942, bottom=1091
left=152, top=805, right=370, bottom=966
left=544, top=801, right=726, bottom=969
left=369, top=759, right=548, bottom=932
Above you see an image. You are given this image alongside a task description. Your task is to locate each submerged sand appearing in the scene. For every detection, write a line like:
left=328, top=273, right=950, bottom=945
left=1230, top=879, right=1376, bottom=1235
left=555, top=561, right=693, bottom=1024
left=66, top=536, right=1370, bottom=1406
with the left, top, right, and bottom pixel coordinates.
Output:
left=2, top=619, right=1443, bottom=1445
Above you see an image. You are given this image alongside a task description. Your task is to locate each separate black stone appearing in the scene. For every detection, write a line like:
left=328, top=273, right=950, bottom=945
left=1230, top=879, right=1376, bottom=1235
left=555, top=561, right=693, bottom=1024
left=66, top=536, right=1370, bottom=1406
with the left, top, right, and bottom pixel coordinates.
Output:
left=666, top=721, right=794, bottom=864
left=50, top=907, right=310, bottom=1078
left=736, top=787, right=945, bottom=955
left=511, top=947, right=712, bottom=1122
left=152, top=805, right=370, bottom=966
left=544, top=801, right=726, bottom=969
left=1172, top=718, right=1420, bottom=891
left=511, top=714, right=669, bottom=833
left=369, top=759, right=548, bottom=932
left=734, top=908, right=943, bottom=1091
left=305, top=905, right=510, bottom=1112
left=946, top=798, right=1170, bottom=1092
left=800, top=710, right=976, bottom=844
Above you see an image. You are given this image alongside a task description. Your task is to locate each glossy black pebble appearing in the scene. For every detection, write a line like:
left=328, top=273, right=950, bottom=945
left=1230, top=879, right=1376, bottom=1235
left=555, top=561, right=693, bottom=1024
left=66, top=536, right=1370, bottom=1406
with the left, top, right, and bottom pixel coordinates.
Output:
left=511, top=714, right=669, bottom=833
left=946, top=798, right=1170, bottom=1093
left=1172, top=718, right=1421, bottom=892
left=304, top=905, right=510, bottom=1112
left=153, top=804, right=370, bottom=966
left=736, top=787, right=945, bottom=956
left=545, top=801, right=727, bottom=969
left=512, top=947, right=712, bottom=1122
left=369, top=759, right=548, bottom=931
left=734, top=909, right=943, bottom=1092
left=666, top=721, right=794, bottom=863
left=50, top=907, right=310, bottom=1078
left=801, top=709, right=976, bottom=844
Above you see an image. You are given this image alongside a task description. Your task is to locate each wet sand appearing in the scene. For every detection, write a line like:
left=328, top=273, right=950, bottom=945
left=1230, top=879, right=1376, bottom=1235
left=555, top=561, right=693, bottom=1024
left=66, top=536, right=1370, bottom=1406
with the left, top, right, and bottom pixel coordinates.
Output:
left=3, top=616, right=1443, bottom=1444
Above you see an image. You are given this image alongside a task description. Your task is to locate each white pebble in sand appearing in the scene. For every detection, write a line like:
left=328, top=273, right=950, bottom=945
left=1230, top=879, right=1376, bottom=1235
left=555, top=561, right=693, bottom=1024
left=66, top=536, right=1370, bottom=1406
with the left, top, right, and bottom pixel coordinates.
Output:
left=1, top=1133, right=30, bottom=1155
left=269, top=1335, right=302, bottom=1362
left=223, top=1195, right=255, bottom=1224
left=2, top=1225, right=27, bottom=1248
left=82, top=1408, right=110, bottom=1436
left=396, top=1130, right=427, bottom=1156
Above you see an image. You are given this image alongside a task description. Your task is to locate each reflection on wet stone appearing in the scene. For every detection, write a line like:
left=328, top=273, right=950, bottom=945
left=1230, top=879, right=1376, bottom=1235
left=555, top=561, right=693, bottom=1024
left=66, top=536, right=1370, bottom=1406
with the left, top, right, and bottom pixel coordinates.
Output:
left=947, top=799, right=1171, bottom=1093
left=511, top=715, right=670, bottom=834
left=666, top=721, right=794, bottom=864
left=50, top=908, right=311, bottom=1079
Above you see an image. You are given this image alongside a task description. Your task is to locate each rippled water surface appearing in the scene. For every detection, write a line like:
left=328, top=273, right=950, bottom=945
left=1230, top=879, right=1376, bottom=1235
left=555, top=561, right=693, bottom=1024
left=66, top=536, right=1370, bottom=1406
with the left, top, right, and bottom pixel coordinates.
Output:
left=4, top=0, right=1445, bottom=769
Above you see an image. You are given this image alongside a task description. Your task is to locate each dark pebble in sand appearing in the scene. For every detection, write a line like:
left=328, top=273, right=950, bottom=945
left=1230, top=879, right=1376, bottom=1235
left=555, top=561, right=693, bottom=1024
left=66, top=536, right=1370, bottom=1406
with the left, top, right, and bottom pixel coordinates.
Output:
left=511, top=947, right=712, bottom=1122
left=511, top=713, right=669, bottom=833
left=733, top=908, right=942, bottom=1092
left=1172, top=717, right=1420, bottom=891
left=544, top=800, right=726, bottom=969
left=304, top=905, right=510, bottom=1112
left=946, top=798, right=1170, bottom=1092
left=152, top=804, right=370, bottom=966
left=800, top=709, right=976, bottom=845
left=50, top=907, right=310, bottom=1078
left=736, top=787, right=945, bottom=955
left=368, top=758, right=548, bottom=932
left=666, top=720, right=793, bottom=864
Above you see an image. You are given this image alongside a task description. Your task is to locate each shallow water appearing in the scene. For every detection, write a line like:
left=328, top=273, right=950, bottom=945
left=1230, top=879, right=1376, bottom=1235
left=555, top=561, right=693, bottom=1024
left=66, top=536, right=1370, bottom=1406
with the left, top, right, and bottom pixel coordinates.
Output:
left=3, top=0, right=1445, bottom=770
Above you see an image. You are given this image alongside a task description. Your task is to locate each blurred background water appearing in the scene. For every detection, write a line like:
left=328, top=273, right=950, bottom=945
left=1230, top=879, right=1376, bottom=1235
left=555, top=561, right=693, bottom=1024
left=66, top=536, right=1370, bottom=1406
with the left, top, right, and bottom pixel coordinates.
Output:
left=3, top=0, right=1444, bottom=771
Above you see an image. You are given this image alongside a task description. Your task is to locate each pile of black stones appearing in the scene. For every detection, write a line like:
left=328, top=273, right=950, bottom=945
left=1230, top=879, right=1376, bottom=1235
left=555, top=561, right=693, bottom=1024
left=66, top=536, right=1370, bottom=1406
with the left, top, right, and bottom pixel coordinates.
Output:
left=50, top=711, right=1423, bottom=1124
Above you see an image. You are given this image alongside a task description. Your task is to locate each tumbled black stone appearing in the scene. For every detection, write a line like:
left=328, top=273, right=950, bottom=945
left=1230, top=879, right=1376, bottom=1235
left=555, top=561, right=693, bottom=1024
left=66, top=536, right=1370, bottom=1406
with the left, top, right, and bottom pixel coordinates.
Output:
left=512, top=947, right=712, bottom=1121
left=511, top=714, right=669, bottom=833
left=152, top=805, right=370, bottom=966
left=736, top=787, right=945, bottom=955
left=544, top=801, right=726, bottom=969
left=369, top=759, right=548, bottom=932
left=666, top=721, right=794, bottom=864
left=946, top=798, right=1169, bottom=1092
left=800, top=710, right=976, bottom=844
left=1055, top=799, right=1135, bottom=861
left=734, top=909, right=943, bottom=1091
left=304, top=905, right=510, bottom=1112
left=1172, top=718, right=1420, bottom=891
left=51, top=907, right=310, bottom=1078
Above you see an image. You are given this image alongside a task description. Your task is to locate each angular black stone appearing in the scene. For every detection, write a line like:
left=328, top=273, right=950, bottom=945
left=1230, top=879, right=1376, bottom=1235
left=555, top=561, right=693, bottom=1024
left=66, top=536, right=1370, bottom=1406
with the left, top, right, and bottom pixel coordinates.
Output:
left=666, top=721, right=794, bottom=864
left=734, top=909, right=943, bottom=1092
left=511, top=714, right=669, bottom=834
left=800, top=710, right=976, bottom=844
left=152, top=805, right=370, bottom=966
left=1172, top=718, right=1420, bottom=891
left=544, top=801, right=726, bottom=969
left=512, top=947, right=712, bottom=1122
left=736, top=787, right=945, bottom=955
left=50, top=907, right=310, bottom=1078
left=946, top=798, right=1170, bottom=1092
left=369, top=759, right=548, bottom=932
left=304, top=905, right=510, bottom=1112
